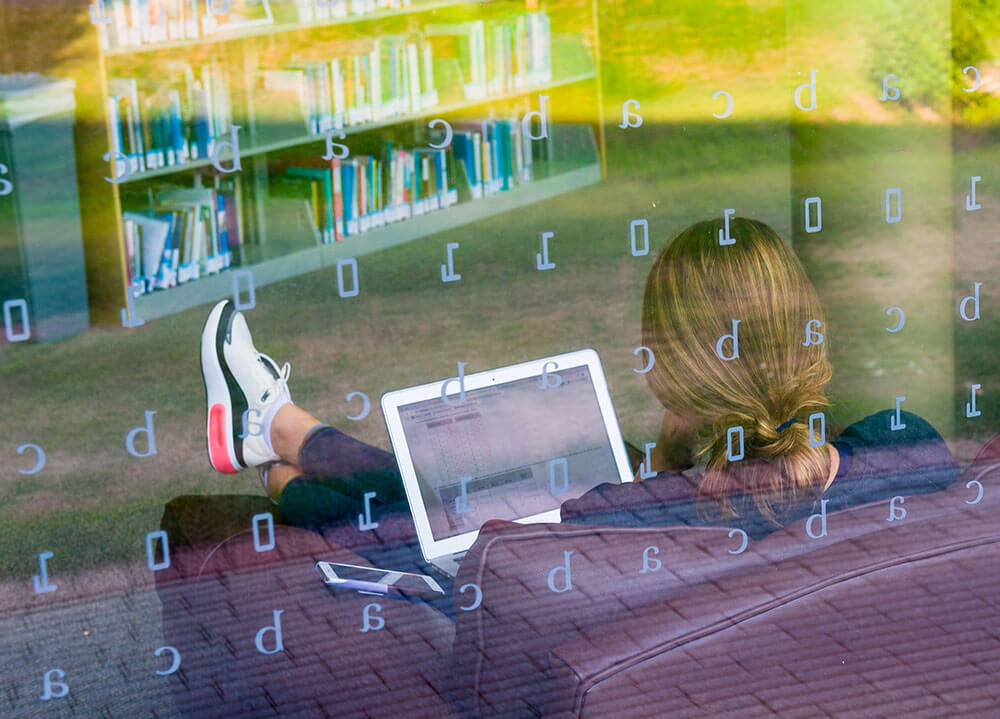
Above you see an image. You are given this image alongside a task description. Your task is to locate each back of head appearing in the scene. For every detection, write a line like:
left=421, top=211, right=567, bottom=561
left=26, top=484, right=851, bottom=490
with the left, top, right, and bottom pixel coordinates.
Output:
left=642, top=217, right=833, bottom=522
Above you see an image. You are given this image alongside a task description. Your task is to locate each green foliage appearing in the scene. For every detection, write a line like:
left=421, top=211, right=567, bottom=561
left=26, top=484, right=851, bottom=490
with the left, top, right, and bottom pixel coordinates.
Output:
left=867, top=0, right=951, bottom=114
left=952, top=0, right=1000, bottom=124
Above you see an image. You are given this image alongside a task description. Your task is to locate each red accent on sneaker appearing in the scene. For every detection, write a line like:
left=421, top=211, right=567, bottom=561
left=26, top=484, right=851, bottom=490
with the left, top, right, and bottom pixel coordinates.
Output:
left=208, top=403, right=239, bottom=473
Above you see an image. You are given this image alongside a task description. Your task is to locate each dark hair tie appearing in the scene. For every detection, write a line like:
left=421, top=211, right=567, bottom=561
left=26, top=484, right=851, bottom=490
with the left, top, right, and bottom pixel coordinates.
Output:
left=776, top=418, right=800, bottom=433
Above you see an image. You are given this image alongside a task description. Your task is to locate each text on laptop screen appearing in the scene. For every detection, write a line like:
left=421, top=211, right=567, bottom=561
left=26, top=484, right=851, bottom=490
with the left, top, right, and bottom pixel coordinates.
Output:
left=397, top=366, right=620, bottom=539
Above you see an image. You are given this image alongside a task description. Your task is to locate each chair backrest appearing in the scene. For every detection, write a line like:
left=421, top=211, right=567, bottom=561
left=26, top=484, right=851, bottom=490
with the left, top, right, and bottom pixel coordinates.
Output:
left=545, top=481, right=1000, bottom=718
left=451, top=457, right=984, bottom=719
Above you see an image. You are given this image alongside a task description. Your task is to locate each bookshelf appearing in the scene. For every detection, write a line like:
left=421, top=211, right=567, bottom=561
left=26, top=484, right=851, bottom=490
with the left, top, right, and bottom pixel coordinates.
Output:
left=73, top=0, right=606, bottom=324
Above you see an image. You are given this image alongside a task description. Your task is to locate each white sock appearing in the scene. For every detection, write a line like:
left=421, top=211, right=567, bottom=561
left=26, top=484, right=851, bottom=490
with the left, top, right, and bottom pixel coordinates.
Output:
left=261, top=398, right=293, bottom=458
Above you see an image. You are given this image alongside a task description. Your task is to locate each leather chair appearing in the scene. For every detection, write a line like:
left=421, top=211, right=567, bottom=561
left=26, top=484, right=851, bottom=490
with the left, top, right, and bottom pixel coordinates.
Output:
left=156, top=442, right=1000, bottom=718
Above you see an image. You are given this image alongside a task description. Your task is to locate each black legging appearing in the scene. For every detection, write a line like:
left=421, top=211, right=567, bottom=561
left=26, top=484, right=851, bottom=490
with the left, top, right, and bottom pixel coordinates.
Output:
left=277, top=425, right=457, bottom=613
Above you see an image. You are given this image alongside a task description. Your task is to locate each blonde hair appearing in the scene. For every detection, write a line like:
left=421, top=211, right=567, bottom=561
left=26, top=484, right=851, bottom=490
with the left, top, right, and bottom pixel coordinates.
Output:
left=642, top=217, right=833, bottom=522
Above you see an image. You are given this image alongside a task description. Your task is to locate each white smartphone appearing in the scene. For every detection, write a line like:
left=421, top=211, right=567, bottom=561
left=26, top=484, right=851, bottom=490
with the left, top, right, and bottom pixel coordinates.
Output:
left=315, top=561, right=446, bottom=600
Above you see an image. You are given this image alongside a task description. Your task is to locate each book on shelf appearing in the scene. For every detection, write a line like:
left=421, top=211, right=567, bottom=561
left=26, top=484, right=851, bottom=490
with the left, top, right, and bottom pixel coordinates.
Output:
left=108, top=60, right=232, bottom=175
left=266, top=113, right=558, bottom=245
left=95, top=0, right=418, bottom=51
left=249, top=34, right=437, bottom=145
left=122, top=177, right=242, bottom=295
left=450, top=114, right=535, bottom=199
left=423, top=20, right=487, bottom=100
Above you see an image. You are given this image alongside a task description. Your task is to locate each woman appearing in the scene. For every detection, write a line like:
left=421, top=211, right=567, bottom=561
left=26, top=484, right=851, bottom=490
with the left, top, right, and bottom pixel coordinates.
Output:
left=201, top=217, right=959, bottom=552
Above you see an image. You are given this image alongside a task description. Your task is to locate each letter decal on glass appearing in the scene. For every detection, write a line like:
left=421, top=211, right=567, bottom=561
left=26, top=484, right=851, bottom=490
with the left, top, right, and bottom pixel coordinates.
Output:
left=361, top=603, right=384, bottom=632
left=145, top=530, right=170, bottom=571
left=521, top=94, right=550, bottom=140
left=346, top=391, right=370, bottom=420
left=126, top=410, right=158, bottom=457
left=323, top=129, right=349, bottom=160
left=727, top=426, right=745, bottom=461
left=337, top=258, right=359, bottom=298
left=959, top=281, right=982, bottom=321
left=630, top=218, right=649, bottom=256
left=802, top=319, right=824, bottom=346
left=539, top=361, right=562, bottom=389
left=728, top=528, right=748, bottom=554
left=880, top=73, right=900, bottom=101
left=239, top=408, right=263, bottom=438
left=253, top=512, right=275, bottom=552
left=121, top=287, right=144, bottom=327
left=17, top=443, right=45, bottom=475
left=547, top=550, right=573, bottom=593
left=804, top=196, right=822, bottom=233
left=536, top=231, right=555, bottom=271
left=639, top=442, right=657, bottom=479
left=885, top=187, right=902, bottom=223
left=0, top=162, right=12, bottom=195
left=458, top=583, right=482, bottom=611
left=715, top=319, right=741, bottom=360
left=210, top=124, right=242, bottom=173
left=231, top=269, right=255, bottom=311
left=441, top=242, right=461, bottom=282
left=640, top=545, right=661, bottom=573
left=441, top=361, right=467, bottom=406
left=887, top=495, right=906, bottom=522
left=154, top=646, right=181, bottom=676
left=891, top=396, right=907, bottom=431
left=962, top=65, right=981, bottom=92
left=966, top=383, right=982, bottom=418
left=455, top=477, right=474, bottom=513
left=3, top=298, right=30, bottom=341
left=549, top=458, right=569, bottom=495
left=886, top=306, right=905, bottom=332
left=428, top=118, right=454, bottom=148
left=40, top=669, right=68, bottom=700
left=718, top=208, right=736, bottom=245
left=794, top=69, right=819, bottom=111
left=808, top=412, right=826, bottom=447
left=712, top=90, right=734, bottom=119
left=255, top=610, right=284, bottom=654
left=794, top=68, right=819, bottom=112
left=33, top=551, right=57, bottom=594
left=618, top=99, right=643, bottom=128
left=966, top=479, right=984, bottom=505
left=103, top=150, right=134, bottom=183
left=967, top=175, right=982, bottom=211
left=633, top=346, right=654, bottom=374
left=358, top=491, right=379, bottom=530
left=806, top=499, right=829, bottom=538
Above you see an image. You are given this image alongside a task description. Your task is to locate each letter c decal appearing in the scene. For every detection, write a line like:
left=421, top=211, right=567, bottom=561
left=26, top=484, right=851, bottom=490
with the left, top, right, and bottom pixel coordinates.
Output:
left=458, top=583, right=482, bottom=611
left=728, top=528, right=748, bottom=554
left=966, top=479, right=984, bottom=505
left=17, top=443, right=45, bottom=475
left=633, top=346, right=654, bottom=374
left=886, top=306, right=905, bottom=333
left=713, top=91, right=734, bottom=119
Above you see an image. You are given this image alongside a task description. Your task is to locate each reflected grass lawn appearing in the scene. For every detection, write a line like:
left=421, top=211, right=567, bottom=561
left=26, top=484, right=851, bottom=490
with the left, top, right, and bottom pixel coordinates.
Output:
left=0, top=120, right=990, bottom=582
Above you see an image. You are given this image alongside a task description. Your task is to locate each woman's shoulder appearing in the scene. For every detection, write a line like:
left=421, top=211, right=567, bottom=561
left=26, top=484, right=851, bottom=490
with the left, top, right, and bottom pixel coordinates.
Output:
left=833, top=409, right=959, bottom=490
left=560, top=470, right=701, bottom=527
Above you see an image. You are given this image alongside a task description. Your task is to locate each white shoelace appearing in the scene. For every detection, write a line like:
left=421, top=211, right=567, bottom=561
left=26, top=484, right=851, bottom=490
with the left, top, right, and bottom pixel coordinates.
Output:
left=258, top=354, right=291, bottom=405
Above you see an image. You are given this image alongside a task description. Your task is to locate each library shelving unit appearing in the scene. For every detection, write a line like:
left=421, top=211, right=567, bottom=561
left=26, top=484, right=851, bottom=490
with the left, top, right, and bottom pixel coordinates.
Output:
left=73, top=0, right=606, bottom=324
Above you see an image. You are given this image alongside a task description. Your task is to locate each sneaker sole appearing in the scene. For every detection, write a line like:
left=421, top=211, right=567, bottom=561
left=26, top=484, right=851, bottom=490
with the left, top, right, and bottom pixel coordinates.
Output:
left=201, top=300, right=244, bottom=473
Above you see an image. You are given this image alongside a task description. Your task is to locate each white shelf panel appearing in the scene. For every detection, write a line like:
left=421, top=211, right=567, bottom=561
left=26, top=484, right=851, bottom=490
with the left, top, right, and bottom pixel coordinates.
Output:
left=133, top=163, right=600, bottom=320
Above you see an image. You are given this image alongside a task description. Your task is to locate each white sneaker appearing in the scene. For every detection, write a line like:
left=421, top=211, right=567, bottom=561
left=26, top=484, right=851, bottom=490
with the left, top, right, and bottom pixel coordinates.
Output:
left=201, top=299, right=291, bottom=473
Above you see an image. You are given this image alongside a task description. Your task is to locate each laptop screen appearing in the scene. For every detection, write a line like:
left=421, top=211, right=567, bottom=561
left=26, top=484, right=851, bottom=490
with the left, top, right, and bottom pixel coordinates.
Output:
left=396, top=365, right=622, bottom=541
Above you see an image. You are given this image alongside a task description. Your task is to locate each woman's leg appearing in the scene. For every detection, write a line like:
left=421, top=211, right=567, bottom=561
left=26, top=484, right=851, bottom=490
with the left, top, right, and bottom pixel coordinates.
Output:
left=269, top=403, right=325, bottom=466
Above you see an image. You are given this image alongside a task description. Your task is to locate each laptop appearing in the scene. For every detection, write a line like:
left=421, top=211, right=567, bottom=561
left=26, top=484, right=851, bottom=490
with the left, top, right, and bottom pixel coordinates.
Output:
left=381, top=349, right=633, bottom=577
